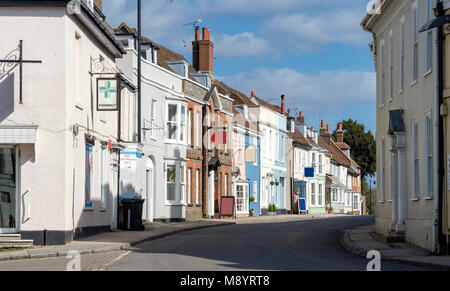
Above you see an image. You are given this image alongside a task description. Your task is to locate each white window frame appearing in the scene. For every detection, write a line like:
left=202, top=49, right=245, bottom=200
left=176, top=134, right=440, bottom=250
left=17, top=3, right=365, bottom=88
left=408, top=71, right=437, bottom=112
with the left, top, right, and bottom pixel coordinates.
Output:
left=389, top=30, right=394, bottom=101
left=151, top=99, right=157, bottom=139
left=412, top=121, right=420, bottom=200
left=195, top=169, right=200, bottom=205
left=187, top=168, right=192, bottom=205
left=399, top=17, right=405, bottom=93
left=411, top=4, right=419, bottom=84
left=166, top=102, right=187, bottom=144
left=425, top=0, right=434, bottom=75
left=380, top=138, right=386, bottom=202
left=165, top=161, right=186, bottom=205
left=311, top=183, right=316, bottom=206
left=235, top=183, right=249, bottom=214
left=188, top=109, right=192, bottom=146
left=253, top=180, right=258, bottom=202
left=380, top=39, right=386, bottom=106
left=424, top=112, right=433, bottom=199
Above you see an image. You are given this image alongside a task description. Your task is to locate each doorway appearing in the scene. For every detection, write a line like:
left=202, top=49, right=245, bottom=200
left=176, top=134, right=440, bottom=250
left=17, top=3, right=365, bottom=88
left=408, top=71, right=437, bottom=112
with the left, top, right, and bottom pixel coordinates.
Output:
left=110, top=163, right=119, bottom=230
left=0, top=146, right=18, bottom=234
left=208, top=170, right=215, bottom=217
left=144, top=160, right=154, bottom=222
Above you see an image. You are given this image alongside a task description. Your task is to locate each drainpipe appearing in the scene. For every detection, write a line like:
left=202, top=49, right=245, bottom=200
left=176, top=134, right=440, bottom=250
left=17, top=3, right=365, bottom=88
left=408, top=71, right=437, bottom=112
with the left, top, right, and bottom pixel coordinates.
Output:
left=137, top=0, right=142, bottom=143
left=202, top=105, right=208, bottom=218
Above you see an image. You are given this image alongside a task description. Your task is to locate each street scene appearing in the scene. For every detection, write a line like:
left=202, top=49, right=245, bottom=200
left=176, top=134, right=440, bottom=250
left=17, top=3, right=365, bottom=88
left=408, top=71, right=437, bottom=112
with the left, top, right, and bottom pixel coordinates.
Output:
left=0, top=0, right=450, bottom=275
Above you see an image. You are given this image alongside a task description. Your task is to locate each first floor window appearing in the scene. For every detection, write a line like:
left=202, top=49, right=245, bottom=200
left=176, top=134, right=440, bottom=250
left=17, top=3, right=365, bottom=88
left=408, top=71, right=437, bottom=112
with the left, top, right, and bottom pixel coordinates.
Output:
left=166, top=103, right=187, bottom=143
left=412, top=122, right=419, bottom=199
left=425, top=114, right=433, bottom=198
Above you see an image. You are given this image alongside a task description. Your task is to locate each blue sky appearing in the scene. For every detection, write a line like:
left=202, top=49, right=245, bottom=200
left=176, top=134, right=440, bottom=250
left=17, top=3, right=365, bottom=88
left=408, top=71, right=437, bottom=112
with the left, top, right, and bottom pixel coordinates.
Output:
left=104, top=0, right=376, bottom=134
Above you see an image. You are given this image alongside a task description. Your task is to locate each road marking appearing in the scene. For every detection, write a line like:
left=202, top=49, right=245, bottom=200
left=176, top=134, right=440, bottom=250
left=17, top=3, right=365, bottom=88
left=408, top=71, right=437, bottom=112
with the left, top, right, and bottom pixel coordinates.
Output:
left=95, top=251, right=131, bottom=271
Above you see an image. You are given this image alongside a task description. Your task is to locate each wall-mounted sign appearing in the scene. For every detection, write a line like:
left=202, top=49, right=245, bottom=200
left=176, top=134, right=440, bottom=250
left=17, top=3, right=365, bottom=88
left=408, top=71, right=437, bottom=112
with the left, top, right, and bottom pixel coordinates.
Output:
left=305, top=168, right=314, bottom=178
left=120, top=151, right=142, bottom=171
left=97, top=78, right=120, bottom=111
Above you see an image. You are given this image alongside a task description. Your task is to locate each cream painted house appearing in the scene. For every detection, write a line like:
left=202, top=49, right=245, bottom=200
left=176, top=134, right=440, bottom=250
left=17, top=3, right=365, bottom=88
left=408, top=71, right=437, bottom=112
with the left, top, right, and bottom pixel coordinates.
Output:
left=362, top=0, right=439, bottom=251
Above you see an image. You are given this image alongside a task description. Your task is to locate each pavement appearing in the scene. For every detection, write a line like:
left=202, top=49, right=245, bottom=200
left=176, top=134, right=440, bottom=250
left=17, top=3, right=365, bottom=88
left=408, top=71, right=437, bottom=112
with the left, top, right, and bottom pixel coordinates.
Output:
left=0, top=219, right=234, bottom=262
left=341, top=224, right=450, bottom=270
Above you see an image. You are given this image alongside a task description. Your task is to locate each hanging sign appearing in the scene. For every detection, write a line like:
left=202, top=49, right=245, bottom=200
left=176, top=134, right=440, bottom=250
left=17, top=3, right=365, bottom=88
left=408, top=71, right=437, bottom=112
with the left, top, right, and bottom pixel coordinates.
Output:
left=97, top=78, right=120, bottom=111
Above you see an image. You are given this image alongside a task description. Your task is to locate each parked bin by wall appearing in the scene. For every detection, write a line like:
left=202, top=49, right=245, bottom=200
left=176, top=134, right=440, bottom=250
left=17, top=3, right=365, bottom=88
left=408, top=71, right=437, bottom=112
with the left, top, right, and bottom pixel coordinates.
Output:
left=119, top=198, right=145, bottom=231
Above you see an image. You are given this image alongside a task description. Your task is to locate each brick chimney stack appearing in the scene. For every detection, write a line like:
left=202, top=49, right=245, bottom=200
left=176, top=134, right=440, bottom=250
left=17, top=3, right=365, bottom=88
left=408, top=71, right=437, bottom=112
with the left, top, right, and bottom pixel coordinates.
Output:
left=336, top=123, right=344, bottom=143
left=320, top=121, right=332, bottom=145
left=320, top=120, right=326, bottom=134
left=297, top=112, right=305, bottom=124
left=94, top=0, right=102, bottom=10
left=281, top=95, right=286, bottom=114
left=192, top=27, right=214, bottom=74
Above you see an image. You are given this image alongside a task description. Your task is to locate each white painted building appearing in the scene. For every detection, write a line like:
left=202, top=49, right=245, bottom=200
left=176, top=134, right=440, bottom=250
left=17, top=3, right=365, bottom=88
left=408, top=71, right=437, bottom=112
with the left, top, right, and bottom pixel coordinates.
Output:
left=0, top=0, right=139, bottom=245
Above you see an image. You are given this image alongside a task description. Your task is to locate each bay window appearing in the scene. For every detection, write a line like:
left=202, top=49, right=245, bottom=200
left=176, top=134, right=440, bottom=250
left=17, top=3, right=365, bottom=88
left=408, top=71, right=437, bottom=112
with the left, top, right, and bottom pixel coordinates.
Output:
left=166, top=102, right=187, bottom=143
left=165, top=161, right=187, bottom=205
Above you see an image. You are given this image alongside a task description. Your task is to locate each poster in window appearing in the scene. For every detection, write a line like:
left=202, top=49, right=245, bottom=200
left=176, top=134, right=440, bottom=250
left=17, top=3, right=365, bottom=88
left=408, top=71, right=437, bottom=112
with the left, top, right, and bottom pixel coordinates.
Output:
left=97, top=78, right=120, bottom=111
left=85, top=145, right=93, bottom=208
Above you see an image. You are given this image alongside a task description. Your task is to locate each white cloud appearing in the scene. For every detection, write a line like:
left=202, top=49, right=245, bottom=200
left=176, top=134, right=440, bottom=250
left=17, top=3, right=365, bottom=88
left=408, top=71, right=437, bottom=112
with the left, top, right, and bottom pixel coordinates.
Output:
left=220, top=67, right=376, bottom=113
left=261, top=10, right=370, bottom=55
left=214, top=32, right=269, bottom=58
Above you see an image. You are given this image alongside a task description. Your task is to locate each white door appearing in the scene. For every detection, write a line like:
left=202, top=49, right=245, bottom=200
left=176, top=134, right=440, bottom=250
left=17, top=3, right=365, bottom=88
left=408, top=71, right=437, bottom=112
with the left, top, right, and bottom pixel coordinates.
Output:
left=144, top=168, right=153, bottom=222
left=0, top=146, right=18, bottom=234
left=208, top=170, right=215, bottom=217
left=110, top=164, right=119, bottom=230
left=235, top=183, right=249, bottom=215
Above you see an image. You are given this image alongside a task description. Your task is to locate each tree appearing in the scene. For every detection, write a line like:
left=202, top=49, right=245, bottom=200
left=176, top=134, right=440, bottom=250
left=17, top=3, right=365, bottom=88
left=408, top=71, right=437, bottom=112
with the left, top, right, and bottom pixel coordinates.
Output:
left=332, top=119, right=376, bottom=180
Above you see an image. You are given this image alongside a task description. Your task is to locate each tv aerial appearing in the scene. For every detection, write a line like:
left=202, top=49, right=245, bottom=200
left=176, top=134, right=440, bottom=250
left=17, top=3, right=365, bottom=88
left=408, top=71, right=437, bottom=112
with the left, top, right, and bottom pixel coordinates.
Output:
left=183, top=19, right=203, bottom=29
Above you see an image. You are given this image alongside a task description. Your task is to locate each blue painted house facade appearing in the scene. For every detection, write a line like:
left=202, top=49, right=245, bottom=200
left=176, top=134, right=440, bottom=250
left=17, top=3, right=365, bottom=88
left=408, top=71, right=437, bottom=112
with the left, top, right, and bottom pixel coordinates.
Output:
left=246, top=132, right=261, bottom=216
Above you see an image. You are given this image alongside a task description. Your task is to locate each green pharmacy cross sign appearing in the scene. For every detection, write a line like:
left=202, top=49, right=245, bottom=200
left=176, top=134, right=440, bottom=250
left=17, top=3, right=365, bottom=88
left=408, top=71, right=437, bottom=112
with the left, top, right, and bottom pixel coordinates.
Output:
left=99, top=81, right=117, bottom=99
left=97, top=78, right=120, bottom=111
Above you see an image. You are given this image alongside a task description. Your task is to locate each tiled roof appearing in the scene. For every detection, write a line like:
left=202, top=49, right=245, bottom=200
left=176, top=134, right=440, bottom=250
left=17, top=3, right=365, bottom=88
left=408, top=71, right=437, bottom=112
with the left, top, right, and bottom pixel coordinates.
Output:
left=318, top=135, right=358, bottom=175
left=287, top=129, right=310, bottom=147
left=213, top=80, right=255, bottom=106
left=335, top=142, right=350, bottom=150
left=113, top=22, right=198, bottom=81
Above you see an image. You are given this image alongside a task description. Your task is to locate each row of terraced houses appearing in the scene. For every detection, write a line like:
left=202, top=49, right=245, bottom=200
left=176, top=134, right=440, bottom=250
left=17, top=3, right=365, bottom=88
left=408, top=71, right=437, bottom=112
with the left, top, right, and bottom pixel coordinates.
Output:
left=0, top=0, right=363, bottom=245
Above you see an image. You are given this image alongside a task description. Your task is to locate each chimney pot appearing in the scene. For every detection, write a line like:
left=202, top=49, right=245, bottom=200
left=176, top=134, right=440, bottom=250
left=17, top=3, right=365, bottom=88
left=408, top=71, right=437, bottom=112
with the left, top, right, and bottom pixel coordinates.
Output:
left=251, top=91, right=256, bottom=97
left=327, top=124, right=330, bottom=133
left=202, top=27, right=210, bottom=40
left=195, top=27, right=200, bottom=41
left=281, top=95, right=286, bottom=114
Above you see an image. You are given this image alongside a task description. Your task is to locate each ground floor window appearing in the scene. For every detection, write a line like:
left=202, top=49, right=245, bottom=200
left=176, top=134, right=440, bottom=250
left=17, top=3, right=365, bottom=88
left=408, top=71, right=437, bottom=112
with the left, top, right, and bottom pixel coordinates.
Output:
left=0, top=147, right=16, bottom=229
left=311, top=183, right=316, bottom=206
left=165, top=161, right=186, bottom=205
left=353, top=194, right=359, bottom=211
left=235, top=183, right=249, bottom=214
left=85, top=144, right=93, bottom=208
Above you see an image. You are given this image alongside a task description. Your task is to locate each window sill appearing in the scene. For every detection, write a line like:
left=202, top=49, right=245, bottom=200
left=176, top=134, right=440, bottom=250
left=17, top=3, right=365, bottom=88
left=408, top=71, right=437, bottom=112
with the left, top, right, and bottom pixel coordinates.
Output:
left=424, top=70, right=432, bottom=78
left=423, top=196, right=433, bottom=200
left=99, top=208, right=107, bottom=213
left=83, top=207, right=95, bottom=212
left=379, top=200, right=385, bottom=203
left=410, top=80, right=418, bottom=87
left=379, top=104, right=385, bottom=109
left=388, top=98, right=393, bottom=103
left=398, top=89, right=404, bottom=95
left=411, top=197, right=420, bottom=201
